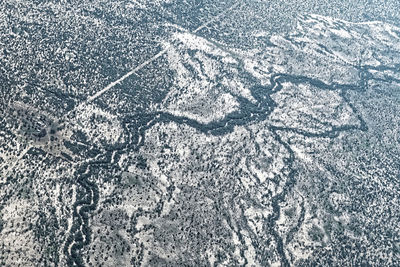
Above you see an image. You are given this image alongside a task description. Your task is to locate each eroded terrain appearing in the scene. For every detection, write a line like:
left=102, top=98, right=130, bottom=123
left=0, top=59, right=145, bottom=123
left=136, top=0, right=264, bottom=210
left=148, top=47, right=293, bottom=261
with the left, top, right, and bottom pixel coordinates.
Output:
left=1, top=0, right=400, bottom=266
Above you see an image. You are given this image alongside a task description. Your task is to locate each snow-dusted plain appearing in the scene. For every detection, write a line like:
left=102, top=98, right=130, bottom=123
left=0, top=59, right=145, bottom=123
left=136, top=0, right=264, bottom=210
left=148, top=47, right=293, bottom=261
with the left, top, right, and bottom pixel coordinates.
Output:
left=1, top=0, right=400, bottom=266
